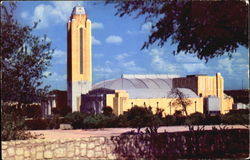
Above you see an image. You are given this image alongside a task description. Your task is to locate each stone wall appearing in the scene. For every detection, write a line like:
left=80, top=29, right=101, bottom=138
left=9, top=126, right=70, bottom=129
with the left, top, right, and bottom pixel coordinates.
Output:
left=1, top=129, right=249, bottom=159
left=1, top=137, right=117, bottom=160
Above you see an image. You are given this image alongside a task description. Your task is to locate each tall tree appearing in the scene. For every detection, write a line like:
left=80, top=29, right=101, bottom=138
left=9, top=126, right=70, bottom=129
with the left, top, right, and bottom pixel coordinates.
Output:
left=106, top=0, right=248, bottom=61
left=1, top=2, right=53, bottom=107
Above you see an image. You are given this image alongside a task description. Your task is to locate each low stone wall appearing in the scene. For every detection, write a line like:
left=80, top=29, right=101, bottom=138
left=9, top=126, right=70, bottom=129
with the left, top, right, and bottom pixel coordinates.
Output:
left=1, top=129, right=249, bottom=159
left=1, top=137, right=117, bottom=160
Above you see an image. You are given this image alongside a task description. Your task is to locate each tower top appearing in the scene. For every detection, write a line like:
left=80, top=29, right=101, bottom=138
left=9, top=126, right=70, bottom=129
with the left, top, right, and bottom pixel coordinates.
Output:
left=71, top=5, right=86, bottom=15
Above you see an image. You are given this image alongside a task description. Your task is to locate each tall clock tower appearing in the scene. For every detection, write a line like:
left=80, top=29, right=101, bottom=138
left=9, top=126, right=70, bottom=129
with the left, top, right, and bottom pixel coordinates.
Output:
left=67, top=5, right=92, bottom=112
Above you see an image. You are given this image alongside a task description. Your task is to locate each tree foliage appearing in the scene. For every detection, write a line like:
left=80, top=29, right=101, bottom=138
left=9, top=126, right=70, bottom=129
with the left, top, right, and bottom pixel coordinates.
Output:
left=1, top=2, right=53, bottom=105
left=124, top=105, right=162, bottom=133
left=106, top=0, right=248, bottom=61
left=1, top=2, right=53, bottom=141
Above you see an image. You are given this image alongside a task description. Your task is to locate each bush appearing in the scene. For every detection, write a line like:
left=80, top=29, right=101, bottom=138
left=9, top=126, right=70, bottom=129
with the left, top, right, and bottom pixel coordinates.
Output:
left=204, top=114, right=222, bottom=125
left=164, top=115, right=176, bottom=126
left=64, top=112, right=86, bottom=129
left=221, top=109, right=249, bottom=127
left=83, top=114, right=103, bottom=129
left=185, top=112, right=205, bottom=125
left=116, top=114, right=129, bottom=127
left=103, top=106, right=113, bottom=116
left=25, top=119, right=48, bottom=130
left=123, top=106, right=162, bottom=133
left=47, top=115, right=60, bottom=129
left=1, top=110, right=34, bottom=141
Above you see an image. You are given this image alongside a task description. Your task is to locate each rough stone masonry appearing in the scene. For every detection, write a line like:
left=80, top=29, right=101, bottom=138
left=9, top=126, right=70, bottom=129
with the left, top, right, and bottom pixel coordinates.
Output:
left=1, top=137, right=117, bottom=160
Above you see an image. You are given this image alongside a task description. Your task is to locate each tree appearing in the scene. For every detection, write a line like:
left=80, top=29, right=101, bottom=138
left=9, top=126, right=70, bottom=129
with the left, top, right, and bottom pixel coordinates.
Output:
left=170, top=88, right=192, bottom=116
left=124, top=105, right=162, bottom=133
left=106, top=1, right=248, bottom=61
left=1, top=2, right=53, bottom=140
left=170, top=88, right=195, bottom=130
left=1, top=2, right=53, bottom=107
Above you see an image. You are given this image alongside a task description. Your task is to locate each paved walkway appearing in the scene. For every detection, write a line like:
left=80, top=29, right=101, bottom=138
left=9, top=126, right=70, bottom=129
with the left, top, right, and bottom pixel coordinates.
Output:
left=30, top=125, right=247, bottom=140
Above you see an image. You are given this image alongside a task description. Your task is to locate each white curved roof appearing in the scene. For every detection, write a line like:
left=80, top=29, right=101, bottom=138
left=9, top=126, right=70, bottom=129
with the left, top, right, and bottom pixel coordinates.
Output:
left=92, top=78, right=198, bottom=99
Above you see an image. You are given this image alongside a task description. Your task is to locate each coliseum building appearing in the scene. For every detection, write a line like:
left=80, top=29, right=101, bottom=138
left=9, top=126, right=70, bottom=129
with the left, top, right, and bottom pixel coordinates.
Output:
left=67, top=5, right=233, bottom=116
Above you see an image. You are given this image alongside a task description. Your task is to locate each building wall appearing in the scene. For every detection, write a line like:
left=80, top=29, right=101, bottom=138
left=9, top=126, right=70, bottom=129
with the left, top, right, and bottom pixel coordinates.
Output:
left=173, top=73, right=233, bottom=114
left=105, top=74, right=233, bottom=115
left=222, top=97, right=234, bottom=114
left=107, top=90, right=204, bottom=116
left=67, top=10, right=92, bottom=112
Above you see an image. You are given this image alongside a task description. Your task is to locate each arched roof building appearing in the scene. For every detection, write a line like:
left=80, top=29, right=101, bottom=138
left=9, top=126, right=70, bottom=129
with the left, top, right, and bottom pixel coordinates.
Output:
left=81, top=73, right=233, bottom=115
left=92, top=77, right=198, bottom=99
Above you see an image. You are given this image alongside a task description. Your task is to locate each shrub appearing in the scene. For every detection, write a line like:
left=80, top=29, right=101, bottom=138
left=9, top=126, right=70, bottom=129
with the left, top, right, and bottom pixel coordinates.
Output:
left=185, top=112, right=205, bottom=125
left=47, top=114, right=60, bottom=129
left=164, top=115, right=176, bottom=126
left=221, top=109, right=249, bottom=128
left=124, top=106, right=162, bottom=133
left=172, top=111, right=186, bottom=125
left=116, top=114, right=129, bottom=127
left=1, top=111, right=34, bottom=141
left=103, top=106, right=113, bottom=116
left=204, top=114, right=222, bottom=125
left=83, top=114, right=103, bottom=129
left=64, top=112, right=86, bottom=129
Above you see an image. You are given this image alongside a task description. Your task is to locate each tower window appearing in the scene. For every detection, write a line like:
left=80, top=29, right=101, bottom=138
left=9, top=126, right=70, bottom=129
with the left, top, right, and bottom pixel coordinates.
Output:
left=80, top=28, right=83, bottom=74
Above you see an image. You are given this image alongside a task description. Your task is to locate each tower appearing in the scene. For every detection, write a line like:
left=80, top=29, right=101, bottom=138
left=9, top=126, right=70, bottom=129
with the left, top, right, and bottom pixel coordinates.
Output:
left=67, top=5, right=92, bottom=112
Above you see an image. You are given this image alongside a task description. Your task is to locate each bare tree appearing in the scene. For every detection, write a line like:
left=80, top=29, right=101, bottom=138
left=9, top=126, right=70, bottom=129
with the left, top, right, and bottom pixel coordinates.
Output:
left=170, top=88, right=192, bottom=117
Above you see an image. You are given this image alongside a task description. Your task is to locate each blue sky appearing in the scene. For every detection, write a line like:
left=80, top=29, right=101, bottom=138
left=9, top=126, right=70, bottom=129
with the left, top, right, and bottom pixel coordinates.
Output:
left=14, top=1, right=249, bottom=90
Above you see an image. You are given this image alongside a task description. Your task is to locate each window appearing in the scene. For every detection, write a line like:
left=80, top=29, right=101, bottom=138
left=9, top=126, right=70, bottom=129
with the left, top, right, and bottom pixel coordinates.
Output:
left=80, top=28, right=83, bottom=74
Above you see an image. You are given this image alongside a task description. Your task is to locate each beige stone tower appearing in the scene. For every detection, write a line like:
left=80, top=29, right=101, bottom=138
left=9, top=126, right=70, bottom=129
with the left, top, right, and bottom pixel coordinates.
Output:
left=67, top=5, right=92, bottom=112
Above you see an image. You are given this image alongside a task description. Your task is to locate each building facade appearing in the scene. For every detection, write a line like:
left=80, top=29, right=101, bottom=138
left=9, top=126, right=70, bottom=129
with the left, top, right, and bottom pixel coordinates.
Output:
left=67, top=5, right=233, bottom=116
left=67, top=5, right=92, bottom=112
left=82, top=74, right=233, bottom=116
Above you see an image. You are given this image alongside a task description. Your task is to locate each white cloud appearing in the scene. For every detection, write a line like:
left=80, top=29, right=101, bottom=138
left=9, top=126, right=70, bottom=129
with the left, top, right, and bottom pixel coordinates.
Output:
left=152, top=55, right=176, bottom=73
left=40, top=36, right=51, bottom=42
left=92, top=36, right=101, bottom=45
left=93, top=53, right=104, bottom=58
left=53, top=50, right=66, bottom=57
left=175, top=52, right=201, bottom=63
left=115, top=53, right=129, bottom=61
left=126, top=30, right=137, bottom=35
left=43, top=71, right=66, bottom=81
left=141, top=22, right=152, bottom=32
left=52, top=50, right=66, bottom=64
left=149, top=48, right=177, bottom=73
left=182, top=63, right=208, bottom=73
left=149, top=48, right=164, bottom=56
left=93, top=66, right=113, bottom=73
left=234, top=52, right=241, bottom=56
left=218, top=58, right=233, bottom=75
left=122, top=60, right=145, bottom=72
left=32, top=1, right=84, bottom=29
left=123, top=61, right=136, bottom=67
left=234, top=58, right=247, bottom=64
left=21, top=11, right=28, bottom=19
left=105, top=60, right=112, bottom=65
left=106, top=35, right=123, bottom=44
left=92, top=22, right=104, bottom=29
left=127, top=22, right=152, bottom=35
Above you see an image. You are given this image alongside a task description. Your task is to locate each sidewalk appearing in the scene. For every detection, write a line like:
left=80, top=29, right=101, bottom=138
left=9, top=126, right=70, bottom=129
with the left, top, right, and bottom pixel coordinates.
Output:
left=29, top=125, right=247, bottom=139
